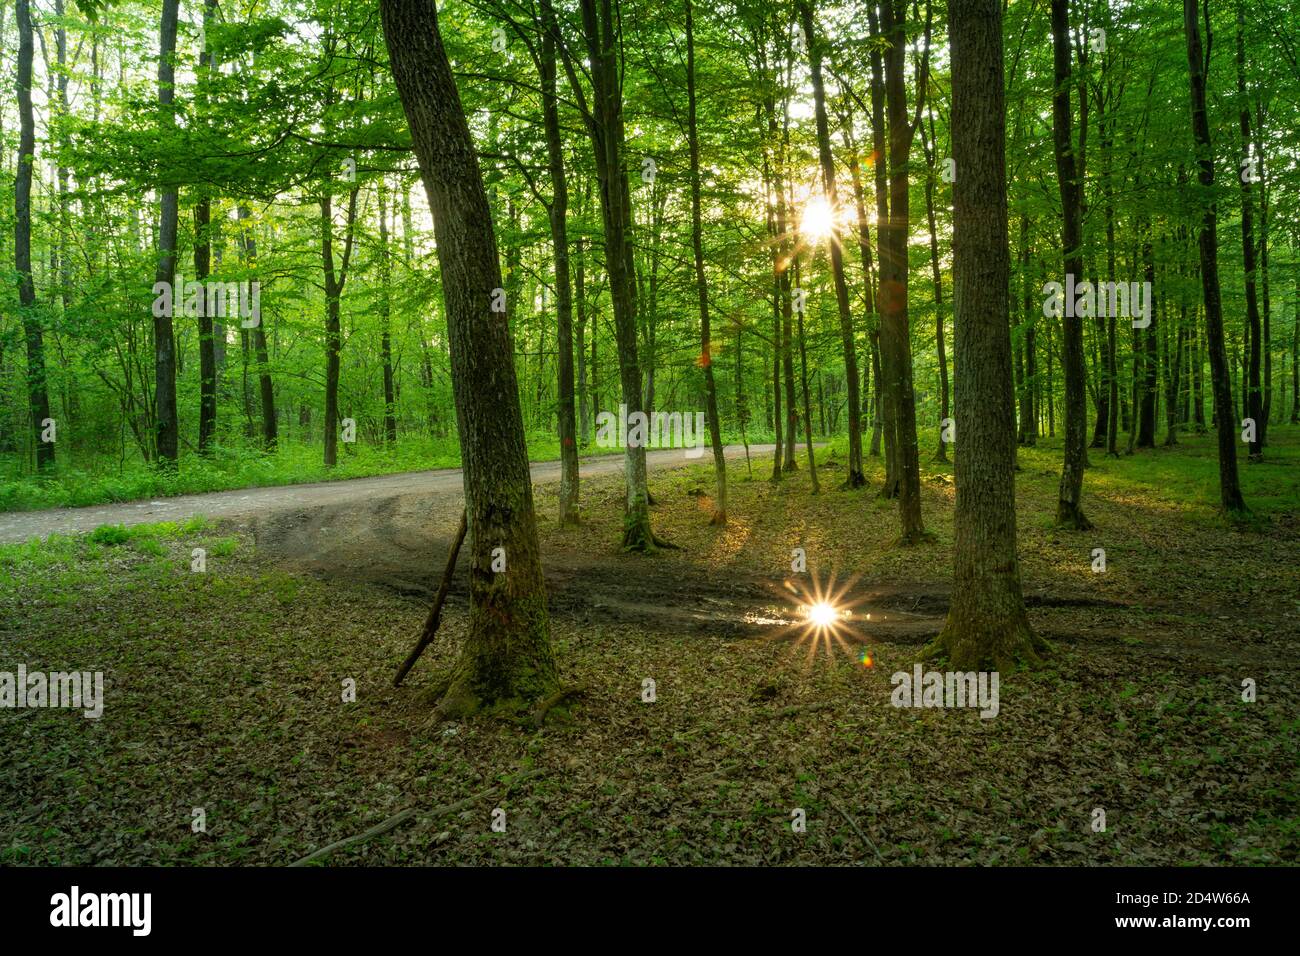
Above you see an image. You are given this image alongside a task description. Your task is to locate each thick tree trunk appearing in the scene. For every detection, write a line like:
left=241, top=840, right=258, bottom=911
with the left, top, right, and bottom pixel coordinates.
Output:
left=1184, top=0, right=1247, bottom=513
left=1050, top=0, right=1092, bottom=528
left=14, top=0, right=53, bottom=471
left=381, top=0, right=557, bottom=713
left=929, top=0, right=1042, bottom=670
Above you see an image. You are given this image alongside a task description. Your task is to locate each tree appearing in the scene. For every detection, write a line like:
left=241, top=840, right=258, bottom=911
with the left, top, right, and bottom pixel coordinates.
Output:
left=1049, top=0, right=1092, bottom=529
left=876, top=0, right=930, bottom=541
left=14, top=0, right=53, bottom=471
left=928, top=0, right=1043, bottom=670
left=797, top=0, right=864, bottom=488
left=1184, top=0, right=1247, bottom=514
left=685, top=0, right=728, bottom=523
left=1235, top=1, right=1263, bottom=461
left=152, top=0, right=181, bottom=468
left=563, top=0, right=665, bottom=549
left=237, top=205, right=277, bottom=449
left=194, top=0, right=219, bottom=454
left=539, top=0, right=581, bottom=526
left=381, top=0, right=558, bottom=713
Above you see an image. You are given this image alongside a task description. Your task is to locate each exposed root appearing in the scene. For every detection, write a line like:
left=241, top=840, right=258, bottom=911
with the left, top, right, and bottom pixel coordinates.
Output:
left=1054, top=500, right=1095, bottom=531
left=531, top=685, right=588, bottom=728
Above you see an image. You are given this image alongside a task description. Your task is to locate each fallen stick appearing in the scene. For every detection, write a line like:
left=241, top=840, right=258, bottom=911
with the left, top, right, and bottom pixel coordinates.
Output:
left=829, top=798, right=883, bottom=862
left=394, top=510, right=468, bottom=687
left=289, top=768, right=543, bottom=867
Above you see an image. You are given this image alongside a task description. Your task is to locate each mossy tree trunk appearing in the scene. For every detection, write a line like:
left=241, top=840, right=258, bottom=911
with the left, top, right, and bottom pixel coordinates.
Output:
left=381, top=0, right=558, bottom=714
left=929, top=0, right=1045, bottom=671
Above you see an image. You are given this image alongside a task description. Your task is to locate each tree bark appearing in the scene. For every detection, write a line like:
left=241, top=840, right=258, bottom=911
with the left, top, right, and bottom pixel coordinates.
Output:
left=798, top=0, right=864, bottom=488
left=1050, top=0, right=1092, bottom=528
left=152, top=0, right=181, bottom=468
left=381, top=0, right=558, bottom=712
left=877, top=0, right=929, bottom=540
left=378, top=180, right=398, bottom=447
left=921, top=113, right=949, bottom=463
left=929, top=0, right=1042, bottom=670
left=541, top=0, right=580, bottom=525
left=570, top=0, right=662, bottom=549
left=1184, top=0, right=1247, bottom=513
left=685, top=0, right=728, bottom=522
left=14, top=0, right=53, bottom=471
left=1234, top=3, right=1263, bottom=460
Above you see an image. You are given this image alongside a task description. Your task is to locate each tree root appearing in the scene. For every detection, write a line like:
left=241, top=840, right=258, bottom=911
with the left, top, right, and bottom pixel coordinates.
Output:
left=531, top=685, right=587, bottom=728
left=1054, top=500, right=1095, bottom=531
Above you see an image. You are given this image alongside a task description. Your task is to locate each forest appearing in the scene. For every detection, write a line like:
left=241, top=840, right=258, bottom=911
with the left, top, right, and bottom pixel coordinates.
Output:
left=1, top=0, right=1298, bottom=869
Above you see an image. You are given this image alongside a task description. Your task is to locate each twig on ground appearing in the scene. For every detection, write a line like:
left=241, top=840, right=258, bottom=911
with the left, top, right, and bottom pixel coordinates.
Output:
left=289, top=767, right=544, bottom=866
left=829, top=797, right=884, bottom=862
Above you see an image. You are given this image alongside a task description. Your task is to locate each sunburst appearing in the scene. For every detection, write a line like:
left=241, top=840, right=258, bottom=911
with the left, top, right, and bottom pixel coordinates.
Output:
left=771, top=570, right=874, bottom=667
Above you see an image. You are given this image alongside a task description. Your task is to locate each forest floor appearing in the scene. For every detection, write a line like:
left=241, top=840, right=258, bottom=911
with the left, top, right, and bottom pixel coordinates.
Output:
left=2, top=428, right=1297, bottom=865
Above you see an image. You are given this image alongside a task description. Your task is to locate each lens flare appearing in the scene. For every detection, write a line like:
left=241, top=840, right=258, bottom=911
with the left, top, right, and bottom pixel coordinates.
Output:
left=762, top=570, right=874, bottom=667
left=800, top=194, right=836, bottom=241
left=808, top=601, right=838, bottom=628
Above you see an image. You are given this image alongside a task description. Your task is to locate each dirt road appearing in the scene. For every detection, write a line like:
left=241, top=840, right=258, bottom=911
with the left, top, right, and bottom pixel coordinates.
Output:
left=0, top=444, right=775, bottom=545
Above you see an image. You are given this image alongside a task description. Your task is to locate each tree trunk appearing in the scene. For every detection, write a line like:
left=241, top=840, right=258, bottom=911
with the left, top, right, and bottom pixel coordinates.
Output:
left=14, top=0, right=53, bottom=471
left=236, top=205, right=277, bottom=448
left=929, top=0, right=1043, bottom=670
left=152, top=0, right=181, bottom=468
left=798, top=0, right=863, bottom=487
left=685, top=0, right=727, bottom=523
left=541, top=0, right=580, bottom=525
left=867, top=3, right=896, bottom=492
left=1137, top=233, right=1158, bottom=448
left=1049, top=0, right=1092, bottom=529
left=377, top=180, right=398, bottom=446
left=877, top=0, right=929, bottom=540
left=1235, top=4, right=1263, bottom=460
left=381, top=0, right=557, bottom=713
left=921, top=114, right=949, bottom=463
left=572, top=0, right=662, bottom=550
left=194, top=0, right=218, bottom=454
left=1184, top=0, right=1247, bottom=513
